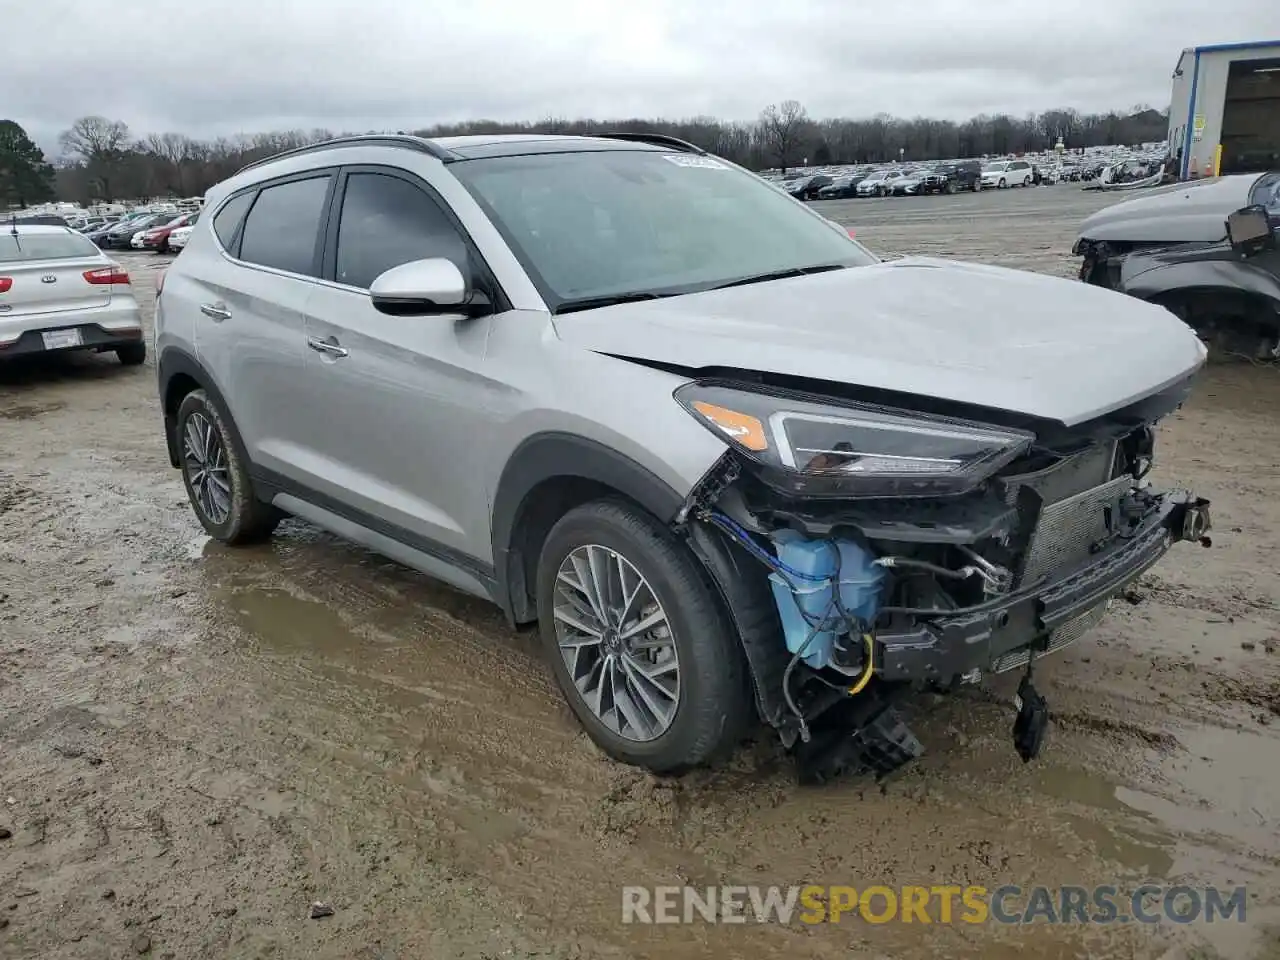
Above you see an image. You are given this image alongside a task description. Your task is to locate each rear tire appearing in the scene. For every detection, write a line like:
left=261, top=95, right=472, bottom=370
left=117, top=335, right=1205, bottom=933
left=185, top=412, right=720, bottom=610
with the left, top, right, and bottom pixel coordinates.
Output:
left=535, top=499, right=752, bottom=773
left=115, top=342, right=146, bottom=366
left=175, top=389, right=281, bottom=545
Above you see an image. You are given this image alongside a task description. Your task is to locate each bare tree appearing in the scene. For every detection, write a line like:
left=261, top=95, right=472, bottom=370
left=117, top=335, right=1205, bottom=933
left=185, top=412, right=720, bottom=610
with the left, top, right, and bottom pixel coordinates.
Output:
left=58, top=116, right=132, bottom=199
left=58, top=116, right=131, bottom=163
left=758, top=100, right=809, bottom=174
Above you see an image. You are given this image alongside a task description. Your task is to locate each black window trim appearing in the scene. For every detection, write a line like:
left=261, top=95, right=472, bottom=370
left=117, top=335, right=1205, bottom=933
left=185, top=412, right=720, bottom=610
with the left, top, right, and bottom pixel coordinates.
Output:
left=213, top=167, right=339, bottom=280
left=318, top=164, right=510, bottom=312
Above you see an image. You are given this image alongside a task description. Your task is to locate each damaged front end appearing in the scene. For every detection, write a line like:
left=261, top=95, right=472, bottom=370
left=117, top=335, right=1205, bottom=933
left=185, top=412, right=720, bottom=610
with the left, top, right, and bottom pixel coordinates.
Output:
left=676, top=378, right=1211, bottom=784
left=1076, top=235, right=1280, bottom=361
left=1075, top=174, right=1280, bottom=360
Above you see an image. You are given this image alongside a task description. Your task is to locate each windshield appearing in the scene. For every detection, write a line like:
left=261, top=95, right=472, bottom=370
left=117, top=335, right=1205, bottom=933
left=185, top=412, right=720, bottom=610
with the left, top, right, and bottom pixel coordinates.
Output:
left=451, top=150, right=877, bottom=308
left=983, top=162, right=1008, bottom=172
left=0, top=231, right=100, bottom=262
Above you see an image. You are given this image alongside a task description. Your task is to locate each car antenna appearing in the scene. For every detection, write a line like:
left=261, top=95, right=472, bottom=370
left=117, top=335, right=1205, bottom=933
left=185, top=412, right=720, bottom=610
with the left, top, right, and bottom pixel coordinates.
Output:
left=8, top=214, right=21, bottom=252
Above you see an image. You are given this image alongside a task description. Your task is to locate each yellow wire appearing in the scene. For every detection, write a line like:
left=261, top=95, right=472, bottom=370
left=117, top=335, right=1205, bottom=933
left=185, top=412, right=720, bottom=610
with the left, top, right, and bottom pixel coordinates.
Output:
left=847, top=633, right=875, bottom=696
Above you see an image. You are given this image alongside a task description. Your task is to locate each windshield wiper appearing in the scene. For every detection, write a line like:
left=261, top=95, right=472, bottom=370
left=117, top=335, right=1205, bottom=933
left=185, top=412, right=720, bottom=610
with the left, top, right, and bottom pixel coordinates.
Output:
left=555, top=291, right=673, bottom=314
left=709, top=263, right=848, bottom=290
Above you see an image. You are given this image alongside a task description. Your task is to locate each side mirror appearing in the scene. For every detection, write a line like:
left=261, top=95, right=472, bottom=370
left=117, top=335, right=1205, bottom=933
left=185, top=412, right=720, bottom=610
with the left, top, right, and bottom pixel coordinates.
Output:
left=369, top=258, right=480, bottom=316
left=1225, top=205, right=1274, bottom=254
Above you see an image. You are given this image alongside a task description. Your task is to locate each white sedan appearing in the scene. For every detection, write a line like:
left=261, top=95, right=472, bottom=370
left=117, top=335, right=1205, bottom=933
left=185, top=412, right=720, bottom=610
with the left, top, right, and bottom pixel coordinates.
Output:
left=0, top=225, right=145, bottom=365
left=167, top=225, right=193, bottom=251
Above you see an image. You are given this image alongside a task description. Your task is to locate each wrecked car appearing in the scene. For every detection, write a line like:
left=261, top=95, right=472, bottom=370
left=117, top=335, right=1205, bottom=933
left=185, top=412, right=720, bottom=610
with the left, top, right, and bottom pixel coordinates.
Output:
left=1075, top=171, right=1280, bottom=359
left=156, top=132, right=1212, bottom=785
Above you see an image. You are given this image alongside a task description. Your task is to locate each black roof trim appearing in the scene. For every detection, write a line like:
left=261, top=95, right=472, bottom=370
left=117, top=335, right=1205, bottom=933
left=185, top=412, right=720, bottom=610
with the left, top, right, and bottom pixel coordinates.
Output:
left=233, top=135, right=457, bottom=176
left=595, top=132, right=707, bottom=155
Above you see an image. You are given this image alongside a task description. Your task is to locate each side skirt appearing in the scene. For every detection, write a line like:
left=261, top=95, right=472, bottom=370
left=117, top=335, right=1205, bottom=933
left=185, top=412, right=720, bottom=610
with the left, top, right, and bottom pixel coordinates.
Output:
left=253, top=467, right=500, bottom=606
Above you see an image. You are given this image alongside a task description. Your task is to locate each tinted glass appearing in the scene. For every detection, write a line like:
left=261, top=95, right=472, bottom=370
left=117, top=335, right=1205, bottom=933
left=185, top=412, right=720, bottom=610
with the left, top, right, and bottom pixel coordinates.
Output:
left=334, top=173, right=468, bottom=289
left=213, top=192, right=254, bottom=249
left=452, top=150, right=876, bottom=308
left=0, top=232, right=100, bottom=262
left=238, top=176, right=330, bottom=275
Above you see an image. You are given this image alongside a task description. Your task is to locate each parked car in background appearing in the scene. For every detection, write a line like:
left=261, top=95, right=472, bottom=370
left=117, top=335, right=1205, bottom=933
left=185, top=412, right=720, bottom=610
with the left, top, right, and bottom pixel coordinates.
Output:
left=166, top=224, right=193, bottom=251
left=102, top=213, right=169, bottom=249
left=0, top=225, right=145, bottom=365
left=890, top=168, right=931, bottom=196
left=980, top=159, right=1034, bottom=189
left=787, top=174, right=833, bottom=201
left=141, top=213, right=199, bottom=253
left=932, top=160, right=982, bottom=192
left=856, top=169, right=903, bottom=197
left=816, top=174, right=866, bottom=199
left=1075, top=171, right=1280, bottom=360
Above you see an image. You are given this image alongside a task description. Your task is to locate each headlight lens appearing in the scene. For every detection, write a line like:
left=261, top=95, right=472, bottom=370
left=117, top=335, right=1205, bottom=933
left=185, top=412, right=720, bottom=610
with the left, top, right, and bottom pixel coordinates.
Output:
left=676, top=381, right=1034, bottom=499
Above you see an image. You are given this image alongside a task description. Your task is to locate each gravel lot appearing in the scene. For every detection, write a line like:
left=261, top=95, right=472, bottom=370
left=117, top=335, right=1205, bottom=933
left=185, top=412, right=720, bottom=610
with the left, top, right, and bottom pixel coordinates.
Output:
left=2, top=185, right=1278, bottom=960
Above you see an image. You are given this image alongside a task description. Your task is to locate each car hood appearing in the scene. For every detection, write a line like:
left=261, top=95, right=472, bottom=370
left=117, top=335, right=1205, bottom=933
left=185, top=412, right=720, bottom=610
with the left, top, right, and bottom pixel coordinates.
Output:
left=551, top=257, right=1206, bottom=427
left=1077, top=174, right=1261, bottom=244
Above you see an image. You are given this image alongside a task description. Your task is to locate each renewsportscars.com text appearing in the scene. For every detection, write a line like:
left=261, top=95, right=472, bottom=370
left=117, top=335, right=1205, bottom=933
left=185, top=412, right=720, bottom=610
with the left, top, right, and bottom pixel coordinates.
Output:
left=621, top=884, right=1248, bottom=925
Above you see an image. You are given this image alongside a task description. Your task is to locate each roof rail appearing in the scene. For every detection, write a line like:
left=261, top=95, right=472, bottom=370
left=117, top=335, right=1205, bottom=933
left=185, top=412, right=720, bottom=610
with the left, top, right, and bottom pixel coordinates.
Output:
left=596, top=132, right=707, bottom=155
left=233, top=135, right=457, bottom=177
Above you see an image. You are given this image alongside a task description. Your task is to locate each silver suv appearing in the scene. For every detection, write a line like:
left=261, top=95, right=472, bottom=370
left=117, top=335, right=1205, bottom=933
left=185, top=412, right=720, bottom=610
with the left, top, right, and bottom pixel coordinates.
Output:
left=156, top=134, right=1211, bottom=780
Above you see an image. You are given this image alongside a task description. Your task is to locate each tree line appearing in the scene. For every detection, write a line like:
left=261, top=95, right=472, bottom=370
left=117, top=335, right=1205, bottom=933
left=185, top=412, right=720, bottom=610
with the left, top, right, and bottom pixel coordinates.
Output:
left=2, top=101, right=1170, bottom=207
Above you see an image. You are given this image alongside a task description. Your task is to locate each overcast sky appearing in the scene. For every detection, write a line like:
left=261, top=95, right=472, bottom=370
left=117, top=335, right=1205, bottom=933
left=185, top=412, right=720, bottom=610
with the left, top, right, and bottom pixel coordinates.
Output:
left=6, top=0, right=1276, bottom=154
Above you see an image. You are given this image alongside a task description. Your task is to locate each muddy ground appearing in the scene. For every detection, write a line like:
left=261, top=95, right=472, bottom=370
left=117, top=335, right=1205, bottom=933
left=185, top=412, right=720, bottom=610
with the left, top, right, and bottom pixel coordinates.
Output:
left=1, top=186, right=1278, bottom=960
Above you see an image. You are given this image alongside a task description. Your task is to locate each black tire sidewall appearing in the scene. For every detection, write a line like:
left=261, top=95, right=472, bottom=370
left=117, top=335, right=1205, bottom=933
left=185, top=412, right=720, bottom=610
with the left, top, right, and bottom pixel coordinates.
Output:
left=535, top=500, right=749, bottom=772
left=175, top=390, right=267, bottom=543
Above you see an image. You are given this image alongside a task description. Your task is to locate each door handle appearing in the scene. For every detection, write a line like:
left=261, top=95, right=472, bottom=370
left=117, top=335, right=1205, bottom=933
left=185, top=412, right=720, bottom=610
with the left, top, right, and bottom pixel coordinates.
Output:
left=200, top=302, right=231, bottom=321
left=306, top=335, right=349, bottom=358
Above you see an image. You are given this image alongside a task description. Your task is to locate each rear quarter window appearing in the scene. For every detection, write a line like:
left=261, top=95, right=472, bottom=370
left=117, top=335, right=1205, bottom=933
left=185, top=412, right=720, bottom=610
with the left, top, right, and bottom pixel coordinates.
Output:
left=212, top=191, right=255, bottom=250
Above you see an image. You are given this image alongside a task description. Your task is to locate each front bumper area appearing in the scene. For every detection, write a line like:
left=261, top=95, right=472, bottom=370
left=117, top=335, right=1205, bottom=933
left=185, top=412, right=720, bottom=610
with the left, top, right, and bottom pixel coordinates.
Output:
left=868, top=490, right=1210, bottom=683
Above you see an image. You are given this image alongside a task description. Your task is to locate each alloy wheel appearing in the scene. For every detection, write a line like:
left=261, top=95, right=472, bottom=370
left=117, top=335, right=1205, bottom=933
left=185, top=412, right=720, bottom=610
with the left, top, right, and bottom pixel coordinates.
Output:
left=182, top=412, right=232, bottom=525
left=552, top=544, right=680, bottom=742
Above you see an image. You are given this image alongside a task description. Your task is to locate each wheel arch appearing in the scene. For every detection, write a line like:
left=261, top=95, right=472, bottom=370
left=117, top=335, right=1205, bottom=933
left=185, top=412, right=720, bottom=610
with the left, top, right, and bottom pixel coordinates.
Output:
left=1121, top=263, right=1280, bottom=324
left=158, top=347, right=236, bottom=469
left=491, top=433, right=689, bottom=625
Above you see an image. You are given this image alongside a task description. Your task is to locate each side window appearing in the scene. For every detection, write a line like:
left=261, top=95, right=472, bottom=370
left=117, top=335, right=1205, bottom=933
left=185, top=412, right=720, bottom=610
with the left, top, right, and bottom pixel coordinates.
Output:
left=237, top=176, right=332, bottom=277
left=334, top=172, right=468, bottom=290
left=212, top=191, right=254, bottom=250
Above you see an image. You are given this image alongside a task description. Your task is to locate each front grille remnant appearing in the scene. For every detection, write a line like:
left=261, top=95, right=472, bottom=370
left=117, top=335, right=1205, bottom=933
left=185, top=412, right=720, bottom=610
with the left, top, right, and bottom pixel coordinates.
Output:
left=1018, top=474, right=1134, bottom=585
left=996, top=442, right=1117, bottom=508
left=990, top=600, right=1111, bottom=673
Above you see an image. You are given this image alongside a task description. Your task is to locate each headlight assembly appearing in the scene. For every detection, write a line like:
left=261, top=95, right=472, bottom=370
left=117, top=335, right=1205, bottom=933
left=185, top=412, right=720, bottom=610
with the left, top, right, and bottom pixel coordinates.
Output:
left=675, top=381, right=1034, bottom=499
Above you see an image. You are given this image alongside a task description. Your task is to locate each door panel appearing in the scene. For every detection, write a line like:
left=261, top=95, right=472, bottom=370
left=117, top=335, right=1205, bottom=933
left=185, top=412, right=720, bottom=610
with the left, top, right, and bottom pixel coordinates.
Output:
left=302, top=285, right=504, bottom=561
left=192, top=258, right=313, bottom=479
left=298, top=168, right=505, bottom=562
left=193, top=173, right=332, bottom=482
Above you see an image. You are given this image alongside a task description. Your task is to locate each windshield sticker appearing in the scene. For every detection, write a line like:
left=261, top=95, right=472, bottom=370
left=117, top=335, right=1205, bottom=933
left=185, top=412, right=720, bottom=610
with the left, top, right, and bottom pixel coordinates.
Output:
left=661, top=154, right=727, bottom=169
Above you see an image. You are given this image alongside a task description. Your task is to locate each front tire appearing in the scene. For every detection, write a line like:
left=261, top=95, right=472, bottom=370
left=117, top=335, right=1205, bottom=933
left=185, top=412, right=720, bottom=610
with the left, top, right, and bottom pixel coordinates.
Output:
left=998, top=177, right=1008, bottom=189
left=176, top=390, right=281, bottom=544
left=536, top=499, right=751, bottom=773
